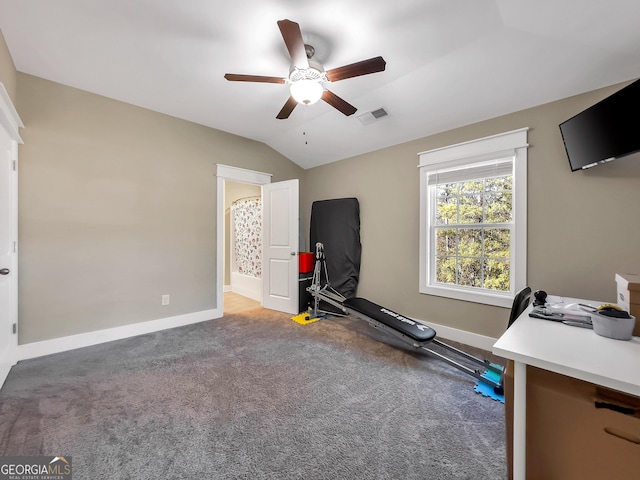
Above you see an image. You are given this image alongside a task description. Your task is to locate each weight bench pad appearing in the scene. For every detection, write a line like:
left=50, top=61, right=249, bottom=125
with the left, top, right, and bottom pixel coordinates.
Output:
left=343, top=297, right=436, bottom=343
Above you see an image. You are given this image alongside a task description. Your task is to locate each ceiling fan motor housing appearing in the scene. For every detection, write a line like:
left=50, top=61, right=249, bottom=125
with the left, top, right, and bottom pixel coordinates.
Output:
left=288, top=59, right=326, bottom=83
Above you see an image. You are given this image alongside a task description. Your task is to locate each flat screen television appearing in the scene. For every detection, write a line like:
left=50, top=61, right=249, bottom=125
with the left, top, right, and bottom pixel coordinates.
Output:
left=559, top=78, right=640, bottom=171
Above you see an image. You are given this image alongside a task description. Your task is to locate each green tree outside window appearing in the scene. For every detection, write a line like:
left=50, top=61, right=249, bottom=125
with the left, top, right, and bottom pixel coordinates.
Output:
left=434, top=175, right=512, bottom=291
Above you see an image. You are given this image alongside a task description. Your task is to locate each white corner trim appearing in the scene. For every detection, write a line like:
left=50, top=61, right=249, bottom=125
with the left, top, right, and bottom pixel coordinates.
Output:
left=418, top=127, right=529, bottom=166
left=414, top=317, right=499, bottom=352
left=216, top=164, right=272, bottom=184
left=16, top=308, right=223, bottom=362
left=0, top=83, right=24, bottom=143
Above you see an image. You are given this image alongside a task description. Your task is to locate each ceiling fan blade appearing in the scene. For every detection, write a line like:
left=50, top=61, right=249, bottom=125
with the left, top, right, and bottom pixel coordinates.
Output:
left=277, top=19, right=309, bottom=70
left=276, top=97, right=298, bottom=119
left=325, top=56, right=386, bottom=82
left=224, top=74, right=286, bottom=84
left=321, top=90, right=357, bottom=116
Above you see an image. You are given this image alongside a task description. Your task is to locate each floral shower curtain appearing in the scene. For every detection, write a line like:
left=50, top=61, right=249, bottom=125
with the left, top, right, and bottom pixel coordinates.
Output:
left=231, top=196, right=262, bottom=278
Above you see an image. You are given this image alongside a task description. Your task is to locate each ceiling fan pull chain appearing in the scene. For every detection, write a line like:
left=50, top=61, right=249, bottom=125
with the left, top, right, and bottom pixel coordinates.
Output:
left=303, top=105, right=309, bottom=145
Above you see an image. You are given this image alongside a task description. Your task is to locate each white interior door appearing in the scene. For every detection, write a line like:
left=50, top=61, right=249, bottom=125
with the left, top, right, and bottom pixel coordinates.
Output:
left=262, top=179, right=299, bottom=314
left=0, top=123, right=17, bottom=386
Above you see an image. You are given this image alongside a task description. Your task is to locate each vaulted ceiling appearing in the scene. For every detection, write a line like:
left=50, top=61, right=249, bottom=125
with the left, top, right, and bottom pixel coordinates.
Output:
left=1, top=0, right=639, bottom=169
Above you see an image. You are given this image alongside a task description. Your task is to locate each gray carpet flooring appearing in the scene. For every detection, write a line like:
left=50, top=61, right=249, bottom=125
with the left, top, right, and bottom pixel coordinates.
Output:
left=0, top=308, right=506, bottom=479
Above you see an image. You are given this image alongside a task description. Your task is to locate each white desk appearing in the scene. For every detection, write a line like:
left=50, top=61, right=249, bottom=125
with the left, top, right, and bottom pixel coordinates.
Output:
left=492, top=296, right=640, bottom=480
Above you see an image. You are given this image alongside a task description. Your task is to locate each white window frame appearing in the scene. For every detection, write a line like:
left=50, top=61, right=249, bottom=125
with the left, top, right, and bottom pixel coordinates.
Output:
left=418, top=128, right=528, bottom=308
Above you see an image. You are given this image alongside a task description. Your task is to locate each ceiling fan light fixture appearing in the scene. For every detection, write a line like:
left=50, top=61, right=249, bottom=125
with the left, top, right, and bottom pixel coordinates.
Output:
left=290, top=79, right=323, bottom=105
left=224, top=20, right=386, bottom=119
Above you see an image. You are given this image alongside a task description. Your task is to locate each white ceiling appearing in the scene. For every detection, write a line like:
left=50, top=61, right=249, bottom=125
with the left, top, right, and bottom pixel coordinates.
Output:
left=1, top=0, right=639, bottom=169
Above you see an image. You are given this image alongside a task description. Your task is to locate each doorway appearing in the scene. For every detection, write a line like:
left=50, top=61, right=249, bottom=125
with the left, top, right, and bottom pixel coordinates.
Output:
left=224, top=180, right=262, bottom=313
left=216, top=165, right=272, bottom=315
left=216, top=165, right=300, bottom=316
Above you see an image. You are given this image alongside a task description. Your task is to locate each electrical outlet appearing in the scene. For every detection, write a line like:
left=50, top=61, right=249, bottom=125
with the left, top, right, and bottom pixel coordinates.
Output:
left=162, top=294, right=170, bottom=306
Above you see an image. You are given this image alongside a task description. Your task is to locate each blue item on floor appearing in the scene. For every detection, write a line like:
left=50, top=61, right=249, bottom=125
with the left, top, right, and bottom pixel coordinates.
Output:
left=474, top=366, right=505, bottom=403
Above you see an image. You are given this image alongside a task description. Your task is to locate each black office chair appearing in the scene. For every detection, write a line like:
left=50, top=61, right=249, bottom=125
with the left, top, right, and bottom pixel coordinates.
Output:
left=494, top=286, right=532, bottom=395
left=507, top=286, right=532, bottom=329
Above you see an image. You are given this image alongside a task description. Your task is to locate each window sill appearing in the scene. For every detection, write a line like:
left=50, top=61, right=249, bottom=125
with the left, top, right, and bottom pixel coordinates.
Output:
left=420, top=284, right=512, bottom=308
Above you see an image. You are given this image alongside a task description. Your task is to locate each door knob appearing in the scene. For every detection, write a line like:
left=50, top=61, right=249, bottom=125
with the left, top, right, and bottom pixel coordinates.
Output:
left=0, top=268, right=9, bottom=275
left=290, top=251, right=297, bottom=256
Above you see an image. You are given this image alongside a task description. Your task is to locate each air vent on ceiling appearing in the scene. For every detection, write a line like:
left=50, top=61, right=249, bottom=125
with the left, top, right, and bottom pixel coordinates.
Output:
left=357, top=107, right=389, bottom=125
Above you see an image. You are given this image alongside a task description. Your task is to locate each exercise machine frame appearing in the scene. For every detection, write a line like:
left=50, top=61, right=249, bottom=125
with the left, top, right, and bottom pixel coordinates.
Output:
left=307, top=243, right=505, bottom=394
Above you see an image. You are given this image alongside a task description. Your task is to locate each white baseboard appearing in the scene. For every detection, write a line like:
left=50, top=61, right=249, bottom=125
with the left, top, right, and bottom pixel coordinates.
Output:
left=8, top=307, right=497, bottom=381
left=231, top=286, right=262, bottom=303
left=230, top=273, right=262, bottom=302
left=414, top=318, right=498, bottom=352
left=16, top=308, right=223, bottom=362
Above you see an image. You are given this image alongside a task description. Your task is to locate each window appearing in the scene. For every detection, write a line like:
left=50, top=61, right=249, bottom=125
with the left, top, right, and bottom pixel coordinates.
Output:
left=418, top=129, right=528, bottom=308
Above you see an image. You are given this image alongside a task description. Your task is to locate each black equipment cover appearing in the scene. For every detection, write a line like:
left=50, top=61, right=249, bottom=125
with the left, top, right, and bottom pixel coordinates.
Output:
left=309, top=198, right=361, bottom=299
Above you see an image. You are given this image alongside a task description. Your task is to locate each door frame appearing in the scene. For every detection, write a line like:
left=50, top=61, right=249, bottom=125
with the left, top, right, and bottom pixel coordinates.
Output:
left=0, top=83, right=23, bottom=388
left=216, top=164, right=272, bottom=313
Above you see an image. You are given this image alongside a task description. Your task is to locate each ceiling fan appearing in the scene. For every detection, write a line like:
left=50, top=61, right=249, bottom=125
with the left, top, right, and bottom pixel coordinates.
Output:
left=224, top=19, right=386, bottom=119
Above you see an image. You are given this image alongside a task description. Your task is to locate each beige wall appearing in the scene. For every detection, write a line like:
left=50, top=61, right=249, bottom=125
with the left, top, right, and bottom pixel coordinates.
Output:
left=8, top=26, right=640, bottom=343
left=302, top=81, right=640, bottom=339
left=0, top=29, right=17, bottom=103
left=17, top=73, right=303, bottom=344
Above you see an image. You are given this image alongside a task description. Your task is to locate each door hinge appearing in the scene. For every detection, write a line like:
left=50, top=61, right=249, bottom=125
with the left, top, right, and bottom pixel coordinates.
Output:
left=12, top=323, right=17, bottom=334
left=13, top=241, right=17, bottom=253
left=12, top=160, right=16, bottom=171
